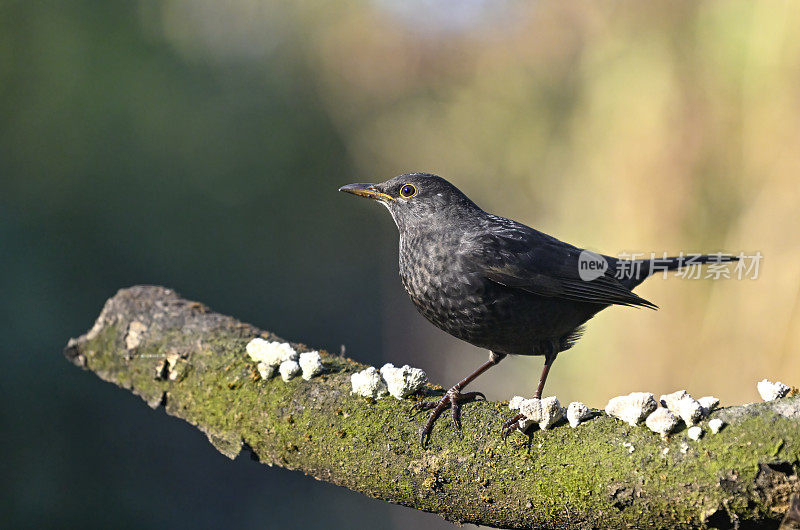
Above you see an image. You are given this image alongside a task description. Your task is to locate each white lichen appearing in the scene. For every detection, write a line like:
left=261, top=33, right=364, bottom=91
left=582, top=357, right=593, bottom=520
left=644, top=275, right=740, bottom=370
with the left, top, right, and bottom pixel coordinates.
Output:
left=659, top=389, right=690, bottom=408
left=645, top=407, right=679, bottom=436
left=566, top=402, right=593, bottom=428
left=517, top=418, right=536, bottom=431
left=299, top=351, right=324, bottom=380
left=539, top=397, right=563, bottom=429
left=379, top=363, right=427, bottom=399
left=520, top=396, right=563, bottom=430
left=350, top=367, right=388, bottom=398
left=680, top=442, right=689, bottom=454
left=154, top=359, right=168, bottom=380
left=757, top=379, right=790, bottom=401
left=519, top=398, right=542, bottom=421
left=126, top=321, right=148, bottom=350
left=659, top=390, right=703, bottom=425
left=698, top=396, right=720, bottom=415
left=257, top=362, right=275, bottom=380
left=687, top=426, right=703, bottom=441
left=605, top=392, right=657, bottom=426
left=509, top=396, right=535, bottom=430
left=246, top=338, right=298, bottom=367
left=508, top=396, right=526, bottom=410
left=676, top=397, right=704, bottom=425
left=622, top=441, right=634, bottom=453
left=708, top=418, right=725, bottom=434
left=279, top=360, right=301, bottom=382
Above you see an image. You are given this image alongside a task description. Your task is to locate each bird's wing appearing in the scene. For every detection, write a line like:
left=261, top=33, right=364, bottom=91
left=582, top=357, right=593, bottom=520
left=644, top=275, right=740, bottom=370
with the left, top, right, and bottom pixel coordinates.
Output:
left=460, top=219, right=657, bottom=309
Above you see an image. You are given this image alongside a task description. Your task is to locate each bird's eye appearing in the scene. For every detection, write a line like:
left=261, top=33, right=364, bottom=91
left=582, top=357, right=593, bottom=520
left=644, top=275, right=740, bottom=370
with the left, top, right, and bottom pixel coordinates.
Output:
left=400, top=184, right=417, bottom=198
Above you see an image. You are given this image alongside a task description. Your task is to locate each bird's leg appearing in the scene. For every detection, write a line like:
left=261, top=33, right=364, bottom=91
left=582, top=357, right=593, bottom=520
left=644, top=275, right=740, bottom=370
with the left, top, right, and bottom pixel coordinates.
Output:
left=412, top=351, right=505, bottom=447
left=501, top=352, right=558, bottom=440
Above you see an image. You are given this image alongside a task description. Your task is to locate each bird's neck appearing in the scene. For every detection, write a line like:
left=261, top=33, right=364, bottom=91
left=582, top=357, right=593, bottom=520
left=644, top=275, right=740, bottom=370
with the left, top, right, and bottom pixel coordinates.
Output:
left=393, top=199, right=484, bottom=235
left=397, top=209, right=484, bottom=256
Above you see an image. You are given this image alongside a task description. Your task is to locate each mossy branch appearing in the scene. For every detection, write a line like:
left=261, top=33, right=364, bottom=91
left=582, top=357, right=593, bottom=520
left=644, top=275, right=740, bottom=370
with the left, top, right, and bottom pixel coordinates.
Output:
left=65, top=286, right=800, bottom=529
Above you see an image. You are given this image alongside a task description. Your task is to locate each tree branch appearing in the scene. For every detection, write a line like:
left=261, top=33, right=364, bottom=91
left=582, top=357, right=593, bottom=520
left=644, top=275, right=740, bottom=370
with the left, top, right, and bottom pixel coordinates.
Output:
left=65, top=286, right=799, bottom=529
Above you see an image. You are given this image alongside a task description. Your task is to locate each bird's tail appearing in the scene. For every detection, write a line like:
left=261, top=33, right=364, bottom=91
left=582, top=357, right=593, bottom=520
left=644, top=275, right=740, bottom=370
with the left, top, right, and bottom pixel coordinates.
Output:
left=619, top=254, right=739, bottom=290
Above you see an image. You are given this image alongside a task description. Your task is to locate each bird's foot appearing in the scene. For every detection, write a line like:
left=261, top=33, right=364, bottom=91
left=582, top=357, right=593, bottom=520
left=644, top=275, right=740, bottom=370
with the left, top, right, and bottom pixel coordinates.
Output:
left=411, top=387, right=485, bottom=447
left=500, top=413, right=528, bottom=441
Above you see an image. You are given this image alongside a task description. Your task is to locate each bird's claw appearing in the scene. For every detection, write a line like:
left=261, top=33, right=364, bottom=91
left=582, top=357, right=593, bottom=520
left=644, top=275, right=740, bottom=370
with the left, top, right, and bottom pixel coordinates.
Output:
left=413, top=388, right=485, bottom=448
left=410, top=400, right=437, bottom=415
left=500, top=413, right=527, bottom=441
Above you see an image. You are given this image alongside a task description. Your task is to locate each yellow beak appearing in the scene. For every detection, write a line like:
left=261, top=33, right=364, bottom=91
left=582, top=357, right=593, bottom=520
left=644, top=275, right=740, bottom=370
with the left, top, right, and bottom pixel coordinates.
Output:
left=338, top=183, right=395, bottom=202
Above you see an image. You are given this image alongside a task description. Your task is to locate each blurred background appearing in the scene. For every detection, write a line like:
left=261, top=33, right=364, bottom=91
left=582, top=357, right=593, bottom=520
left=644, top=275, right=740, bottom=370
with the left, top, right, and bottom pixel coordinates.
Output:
left=2, top=0, right=798, bottom=528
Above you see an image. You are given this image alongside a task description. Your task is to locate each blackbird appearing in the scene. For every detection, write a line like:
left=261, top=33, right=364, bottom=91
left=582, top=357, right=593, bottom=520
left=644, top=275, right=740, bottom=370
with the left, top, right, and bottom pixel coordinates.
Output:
left=340, top=173, right=735, bottom=446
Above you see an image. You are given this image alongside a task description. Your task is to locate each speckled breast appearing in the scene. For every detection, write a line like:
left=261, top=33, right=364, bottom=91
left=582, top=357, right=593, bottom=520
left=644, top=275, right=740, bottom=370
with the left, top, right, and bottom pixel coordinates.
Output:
left=397, top=232, right=598, bottom=356
left=399, top=231, right=519, bottom=352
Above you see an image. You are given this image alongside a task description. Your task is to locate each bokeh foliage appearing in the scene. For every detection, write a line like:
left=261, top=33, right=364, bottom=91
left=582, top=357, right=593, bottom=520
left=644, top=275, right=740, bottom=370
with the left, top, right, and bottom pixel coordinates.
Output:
left=1, top=1, right=798, bottom=528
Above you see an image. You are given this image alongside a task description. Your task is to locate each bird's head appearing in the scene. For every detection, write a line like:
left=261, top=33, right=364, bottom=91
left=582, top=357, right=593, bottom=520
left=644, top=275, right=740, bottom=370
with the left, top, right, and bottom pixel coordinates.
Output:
left=339, top=173, right=480, bottom=231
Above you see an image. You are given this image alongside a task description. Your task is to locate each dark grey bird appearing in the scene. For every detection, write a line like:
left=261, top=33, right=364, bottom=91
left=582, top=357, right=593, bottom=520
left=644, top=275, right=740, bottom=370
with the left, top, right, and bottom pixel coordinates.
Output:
left=339, top=173, right=736, bottom=446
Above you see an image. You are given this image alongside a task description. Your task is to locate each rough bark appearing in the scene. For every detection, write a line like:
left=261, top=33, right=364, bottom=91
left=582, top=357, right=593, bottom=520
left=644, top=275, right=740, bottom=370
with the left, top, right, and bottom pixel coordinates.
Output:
left=64, top=286, right=800, bottom=529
